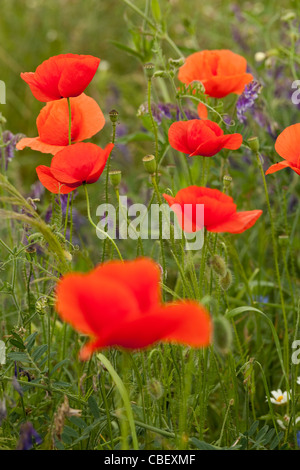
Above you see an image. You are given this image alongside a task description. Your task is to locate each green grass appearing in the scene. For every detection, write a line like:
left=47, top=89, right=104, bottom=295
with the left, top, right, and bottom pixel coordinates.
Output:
left=0, top=0, right=299, bottom=450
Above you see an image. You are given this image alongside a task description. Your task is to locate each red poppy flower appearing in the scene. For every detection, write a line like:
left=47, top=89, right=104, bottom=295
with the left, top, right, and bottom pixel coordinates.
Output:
left=178, top=50, right=253, bottom=99
left=36, top=142, right=113, bottom=194
left=168, top=119, right=242, bottom=157
left=55, top=257, right=212, bottom=359
left=266, top=124, right=300, bottom=176
left=21, top=53, right=100, bottom=102
left=163, top=186, right=262, bottom=234
left=16, top=94, right=105, bottom=155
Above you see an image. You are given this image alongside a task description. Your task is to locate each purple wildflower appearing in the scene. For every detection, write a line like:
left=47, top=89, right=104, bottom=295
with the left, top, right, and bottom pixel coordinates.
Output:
left=236, top=81, right=262, bottom=124
left=17, top=422, right=42, bottom=450
left=0, top=131, right=24, bottom=170
left=12, top=376, right=23, bottom=397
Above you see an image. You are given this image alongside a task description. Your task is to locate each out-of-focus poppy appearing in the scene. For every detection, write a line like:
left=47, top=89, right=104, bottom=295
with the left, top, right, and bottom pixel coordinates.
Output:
left=55, top=258, right=212, bottom=359
left=36, top=142, right=113, bottom=194
left=163, top=186, right=262, bottom=234
left=178, top=50, right=253, bottom=99
left=168, top=119, right=242, bottom=157
left=266, top=123, right=300, bottom=176
left=21, top=53, right=100, bottom=102
left=16, top=94, right=105, bottom=155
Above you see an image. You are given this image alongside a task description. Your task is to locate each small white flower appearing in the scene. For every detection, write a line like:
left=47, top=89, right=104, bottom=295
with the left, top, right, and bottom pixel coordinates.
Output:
left=268, top=389, right=289, bottom=405
left=254, top=52, right=266, bottom=63
left=297, top=377, right=300, bottom=385
left=277, top=415, right=300, bottom=430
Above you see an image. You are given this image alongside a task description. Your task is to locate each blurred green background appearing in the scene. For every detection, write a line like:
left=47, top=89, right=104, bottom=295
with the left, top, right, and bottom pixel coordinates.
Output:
left=1, top=0, right=299, bottom=196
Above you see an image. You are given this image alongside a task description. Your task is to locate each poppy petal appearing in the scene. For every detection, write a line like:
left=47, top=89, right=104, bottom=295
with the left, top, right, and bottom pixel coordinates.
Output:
left=265, top=160, right=300, bottom=176
left=21, top=54, right=100, bottom=102
left=36, top=165, right=76, bottom=194
left=50, top=142, right=112, bottom=185
left=94, top=258, right=161, bottom=314
left=56, top=273, right=140, bottom=338
left=274, top=123, right=300, bottom=165
left=58, top=55, right=100, bottom=98
left=79, top=301, right=212, bottom=357
left=16, top=137, right=65, bottom=155
left=197, top=102, right=208, bottom=119
left=208, top=209, right=263, bottom=233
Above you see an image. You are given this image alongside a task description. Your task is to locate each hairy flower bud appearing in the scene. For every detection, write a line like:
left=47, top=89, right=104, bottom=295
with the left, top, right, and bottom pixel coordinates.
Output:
left=220, top=269, right=233, bottom=291
left=213, top=316, right=233, bottom=354
left=209, top=254, right=227, bottom=278
left=143, top=155, right=157, bottom=175
left=109, top=109, right=119, bottom=123
left=147, top=379, right=164, bottom=400
left=109, top=170, right=122, bottom=188
left=144, top=63, right=155, bottom=79
left=248, top=136, right=260, bottom=152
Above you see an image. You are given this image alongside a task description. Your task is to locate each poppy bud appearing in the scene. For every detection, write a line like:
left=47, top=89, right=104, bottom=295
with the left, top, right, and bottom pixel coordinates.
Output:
left=144, top=63, right=155, bottom=80
left=220, top=269, right=233, bottom=291
left=35, top=297, right=48, bottom=315
left=168, top=57, right=185, bottom=68
left=213, top=316, right=233, bottom=354
left=109, top=170, right=122, bottom=188
left=166, top=164, right=176, bottom=177
left=147, top=379, right=164, bottom=400
left=153, top=70, right=170, bottom=78
left=248, top=136, right=260, bottom=152
left=281, top=11, right=296, bottom=22
left=278, top=234, right=289, bottom=246
left=223, top=174, right=232, bottom=190
left=209, top=254, right=227, bottom=278
left=109, top=109, right=119, bottom=123
left=143, top=155, right=157, bottom=175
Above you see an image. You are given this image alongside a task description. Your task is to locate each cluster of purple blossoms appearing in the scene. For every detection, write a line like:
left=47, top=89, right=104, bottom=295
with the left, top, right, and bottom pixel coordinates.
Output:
left=17, top=422, right=42, bottom=450
left=0, top=131, right=24, bottom=170
left=236, top=81, right=262, bottom=124
left=138, top=102, right=199, bottom=125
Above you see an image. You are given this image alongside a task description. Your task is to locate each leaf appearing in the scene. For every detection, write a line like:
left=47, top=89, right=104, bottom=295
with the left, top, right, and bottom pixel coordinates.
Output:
left=190, top=437, right=221, bottom=450
left=247, top=420, right=259, bottom=437
left=9, top=339, right=25, bottom=350
left=117, top=132, right=155, bottom=144
left=7, top=352, right=30, bottom=363
left=151, top=0, right=161, bottom=23
left=32, top=344, right=48, bottom=362
left=88, top=396, right=101, bottom=419
left=270, top=431, right=284, bottom=450
left=49, top=359, right=70, bottom=377
left=110, top=40, right=143, bottom=60
left=25, top=332, right=38, bottom=352
left=225, top=306, right=286, bottom=380
left=68, top=416, right=87, bottom=430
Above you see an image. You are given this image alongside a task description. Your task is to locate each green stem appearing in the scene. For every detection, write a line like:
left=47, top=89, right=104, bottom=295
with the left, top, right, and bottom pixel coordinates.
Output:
left=97, top=353, right=138, bottom=450
left=147, top=79, right=159, bottom=172
left=83, top=183, right=123, bottom=262
left=256, top=151, right=289, bottom=392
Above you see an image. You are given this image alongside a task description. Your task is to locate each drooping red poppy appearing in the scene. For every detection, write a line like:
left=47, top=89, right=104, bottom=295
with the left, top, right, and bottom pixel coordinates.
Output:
left=16, top=93, right=105, bottom=155
left=163, top=186, right=262, bottom=234
left=178, top=50, right=253, bottom=99
left=21, top=53, right=100, bottom=102
left=36, top=142, right=113, bottom=194
left=55, top=257, right=212, bottom=359
left=168, top=119, right=243, bottom=157
left=265, top=123, right=300, bottom=176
